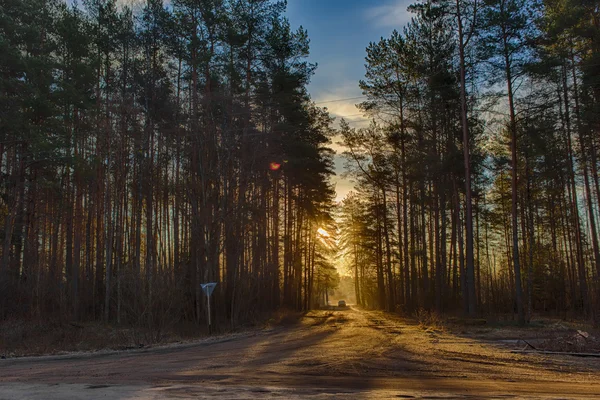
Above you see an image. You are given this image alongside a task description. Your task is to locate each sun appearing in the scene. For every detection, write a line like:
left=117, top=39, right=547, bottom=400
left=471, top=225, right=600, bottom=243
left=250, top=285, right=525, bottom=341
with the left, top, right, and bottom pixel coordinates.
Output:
left=317, top=227, right=330, bottom=238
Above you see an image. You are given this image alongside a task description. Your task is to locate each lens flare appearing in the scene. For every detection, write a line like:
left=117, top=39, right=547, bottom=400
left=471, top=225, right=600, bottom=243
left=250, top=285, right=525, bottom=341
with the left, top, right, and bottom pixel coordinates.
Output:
left=269, top=162, right=281, bottom=171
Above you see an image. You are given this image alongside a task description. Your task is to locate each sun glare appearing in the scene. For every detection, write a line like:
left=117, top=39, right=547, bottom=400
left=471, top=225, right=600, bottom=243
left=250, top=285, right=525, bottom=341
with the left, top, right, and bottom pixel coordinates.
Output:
left=317, top=227, right=330, bottom=238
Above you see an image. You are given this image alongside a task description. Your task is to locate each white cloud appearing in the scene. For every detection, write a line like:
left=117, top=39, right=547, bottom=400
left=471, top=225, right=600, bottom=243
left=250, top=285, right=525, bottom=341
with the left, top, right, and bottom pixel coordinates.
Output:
left=312, top=86, right=371, bottom=203
left=365, top=0, right=414, bottom=29
left=312, top=83, right=370, bottom=129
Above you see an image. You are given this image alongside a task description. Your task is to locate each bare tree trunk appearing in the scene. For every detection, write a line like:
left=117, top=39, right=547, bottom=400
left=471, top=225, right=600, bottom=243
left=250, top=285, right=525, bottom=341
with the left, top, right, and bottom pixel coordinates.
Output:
left=503, top=30, right=525, bottom=325
left=457, top=0, right=476, bottom=316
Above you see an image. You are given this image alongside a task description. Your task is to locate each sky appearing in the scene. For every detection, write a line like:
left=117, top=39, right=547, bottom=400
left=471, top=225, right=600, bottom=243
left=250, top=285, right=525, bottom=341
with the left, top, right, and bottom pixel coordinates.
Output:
left=285, top=0, right=414, bottom=202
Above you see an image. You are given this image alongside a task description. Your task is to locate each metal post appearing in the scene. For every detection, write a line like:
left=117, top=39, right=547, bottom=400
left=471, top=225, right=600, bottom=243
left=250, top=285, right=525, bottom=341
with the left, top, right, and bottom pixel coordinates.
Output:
left=207, top=292, right=211, bottom=334
left=201, top=282, right=217, bottom=335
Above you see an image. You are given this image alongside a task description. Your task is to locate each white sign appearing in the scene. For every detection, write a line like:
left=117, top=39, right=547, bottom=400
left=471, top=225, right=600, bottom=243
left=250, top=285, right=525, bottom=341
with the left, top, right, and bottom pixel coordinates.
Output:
left=201, top=282, right=217, bottom=333
left=201, top=282, right=217, bottom=297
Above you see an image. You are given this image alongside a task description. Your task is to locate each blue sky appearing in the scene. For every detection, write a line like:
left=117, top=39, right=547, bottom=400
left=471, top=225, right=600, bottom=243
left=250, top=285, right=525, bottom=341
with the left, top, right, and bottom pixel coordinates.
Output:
left=286, top=0, right=412, bottom=105
left=285, top=0, right=414, bottom=201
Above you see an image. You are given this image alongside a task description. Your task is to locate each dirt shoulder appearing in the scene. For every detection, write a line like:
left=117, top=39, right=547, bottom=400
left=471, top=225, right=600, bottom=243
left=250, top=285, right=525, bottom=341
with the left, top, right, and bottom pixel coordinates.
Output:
left=0, top=311, right=294, bottom=358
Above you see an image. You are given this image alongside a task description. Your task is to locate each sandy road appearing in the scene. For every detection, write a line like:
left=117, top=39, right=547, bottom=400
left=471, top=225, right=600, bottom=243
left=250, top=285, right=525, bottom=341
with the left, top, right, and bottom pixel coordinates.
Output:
left=1, top=307, right=599, bottom=399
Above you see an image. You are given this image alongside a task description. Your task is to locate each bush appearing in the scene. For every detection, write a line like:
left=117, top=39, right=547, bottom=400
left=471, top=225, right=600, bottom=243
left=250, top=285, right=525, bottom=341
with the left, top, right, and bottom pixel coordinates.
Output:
left=415, top=308, right=446, bottom=332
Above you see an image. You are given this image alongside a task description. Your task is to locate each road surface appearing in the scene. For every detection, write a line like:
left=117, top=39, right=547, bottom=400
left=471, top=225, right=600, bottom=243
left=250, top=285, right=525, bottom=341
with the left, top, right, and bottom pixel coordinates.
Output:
left=1, top=307, right=599, bottom=399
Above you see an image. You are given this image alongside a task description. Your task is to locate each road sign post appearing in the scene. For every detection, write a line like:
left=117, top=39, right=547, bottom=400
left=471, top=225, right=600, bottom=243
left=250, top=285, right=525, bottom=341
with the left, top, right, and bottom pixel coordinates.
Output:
left=200, top=282, right=217, bottom=334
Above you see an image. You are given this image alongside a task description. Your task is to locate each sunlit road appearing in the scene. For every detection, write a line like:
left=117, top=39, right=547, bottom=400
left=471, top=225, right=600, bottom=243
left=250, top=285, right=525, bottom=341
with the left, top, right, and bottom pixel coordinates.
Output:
left=1, top=307, right=599, bottom=399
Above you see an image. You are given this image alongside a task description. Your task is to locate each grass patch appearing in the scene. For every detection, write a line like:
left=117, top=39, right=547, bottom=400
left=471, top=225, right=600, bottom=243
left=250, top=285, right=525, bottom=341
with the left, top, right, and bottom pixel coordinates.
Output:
left=415, top=308, right=446, bottom=332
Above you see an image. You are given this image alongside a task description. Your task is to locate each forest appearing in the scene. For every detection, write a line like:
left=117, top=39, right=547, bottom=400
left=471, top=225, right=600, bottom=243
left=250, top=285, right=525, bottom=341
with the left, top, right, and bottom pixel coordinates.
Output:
left=0, top=0, right=339, bottom=331
left=338, top=0, right=600, bottom=325
left=0, top=0, right=599, bottom=335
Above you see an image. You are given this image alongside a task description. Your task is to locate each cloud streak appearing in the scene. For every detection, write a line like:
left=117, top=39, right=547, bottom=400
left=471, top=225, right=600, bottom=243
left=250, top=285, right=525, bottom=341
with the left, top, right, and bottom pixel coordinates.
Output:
left=312, top=83, right=370, bottom=128
left=312, top=86, right=371, bottom=203
left=365, top=0, right=414, bottom=29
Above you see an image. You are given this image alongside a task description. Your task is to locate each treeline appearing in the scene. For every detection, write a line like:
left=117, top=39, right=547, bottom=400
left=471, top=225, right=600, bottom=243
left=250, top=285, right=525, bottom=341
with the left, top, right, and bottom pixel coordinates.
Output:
left=0, top=0, right=338, bottom=329
left=339, top=0, right=600, bottom=324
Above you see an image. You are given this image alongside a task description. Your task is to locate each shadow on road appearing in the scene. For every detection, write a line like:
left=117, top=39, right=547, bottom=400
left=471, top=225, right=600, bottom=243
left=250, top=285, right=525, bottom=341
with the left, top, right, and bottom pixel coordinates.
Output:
left=1, top=307, right=599, bottom=399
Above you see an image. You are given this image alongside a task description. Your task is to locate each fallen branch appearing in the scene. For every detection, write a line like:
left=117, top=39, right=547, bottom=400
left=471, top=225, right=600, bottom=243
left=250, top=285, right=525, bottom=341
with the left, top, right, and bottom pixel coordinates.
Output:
left=511, top=350, right=600, bottom=358
left=521, top=339, right=537, bottom=350
left=576, top=330, right=591, bottom=340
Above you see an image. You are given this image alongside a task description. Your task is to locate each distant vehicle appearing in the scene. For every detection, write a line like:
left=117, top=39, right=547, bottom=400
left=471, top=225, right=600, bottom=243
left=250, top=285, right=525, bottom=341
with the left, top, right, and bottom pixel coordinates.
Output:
left=338, top=300, right=346, bottom=307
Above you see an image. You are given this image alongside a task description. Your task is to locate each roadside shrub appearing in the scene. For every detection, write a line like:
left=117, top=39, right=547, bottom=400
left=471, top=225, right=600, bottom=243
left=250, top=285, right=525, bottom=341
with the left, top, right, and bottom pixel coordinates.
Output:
left=415, top=308, right=446, bottom=332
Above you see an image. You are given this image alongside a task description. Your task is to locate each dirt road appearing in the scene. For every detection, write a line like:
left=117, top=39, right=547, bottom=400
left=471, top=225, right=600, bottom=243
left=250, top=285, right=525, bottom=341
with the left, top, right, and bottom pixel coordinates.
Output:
left=1, top=307, right=599, bottom=399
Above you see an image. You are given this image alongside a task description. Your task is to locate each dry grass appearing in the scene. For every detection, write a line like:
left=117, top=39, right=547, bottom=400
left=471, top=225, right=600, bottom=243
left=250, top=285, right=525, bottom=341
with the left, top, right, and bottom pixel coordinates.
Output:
left=0, top=319, right=137, bottom=357
left=415, top=308, right=446, bottom=332
left=0, top=318, right=224, bottom=357
left=0, top=310, right=299, bottom=358
left=536, top=329, right=600, bottom=353
left=441, top=315, right=600, bottom=354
